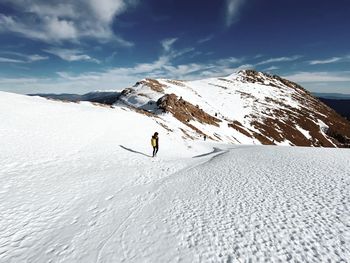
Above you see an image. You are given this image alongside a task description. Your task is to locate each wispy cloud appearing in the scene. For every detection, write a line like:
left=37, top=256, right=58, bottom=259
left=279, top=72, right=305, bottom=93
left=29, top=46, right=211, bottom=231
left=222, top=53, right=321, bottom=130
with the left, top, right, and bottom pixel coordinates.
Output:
left=161, top=38, right=178, bottom=52
left=159, top=37, right=195, bottom=62
left=43, top=48, right=100, bottom=63
left=0, top=34, right=253, bottom=93
left=284, top=71, right=350, bottom=82
left=55, top=55, right=249, bottom=88
left=225, top=0, right=246, bottom=27
left=0, top=0, right=137, bottom=45
left=0, top=52, right=48, bottom=63
left=309, top=57, right=342, bottom=65
left=0, top=52, right=250, bottom=94
left=0, top=77, right=42, bottom=84
left=26, top=54, right=49, bottom=62
left=56, top=72, right=101, bottom=81
left=256, top=55, right=302, bottom=66
left=197, top=35, right=214, bottom=44
left=217, top=57, right=243, bottom=65
left=0, top=57, right=25, bottom=63
left=264, top=66, right=279, bottom=71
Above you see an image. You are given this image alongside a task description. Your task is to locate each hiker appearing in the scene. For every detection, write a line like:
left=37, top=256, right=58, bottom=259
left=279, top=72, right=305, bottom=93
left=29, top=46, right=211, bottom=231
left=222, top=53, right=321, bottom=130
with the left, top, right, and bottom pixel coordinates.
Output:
left=151, top=132, right=159, bottom=157
left=204, top=135, right=207, bottom=141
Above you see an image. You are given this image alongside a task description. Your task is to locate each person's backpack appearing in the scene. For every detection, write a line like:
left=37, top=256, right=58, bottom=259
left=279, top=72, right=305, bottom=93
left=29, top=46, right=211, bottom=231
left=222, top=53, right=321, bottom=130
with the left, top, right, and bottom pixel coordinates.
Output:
left=151, top=137, right=157, bottom=147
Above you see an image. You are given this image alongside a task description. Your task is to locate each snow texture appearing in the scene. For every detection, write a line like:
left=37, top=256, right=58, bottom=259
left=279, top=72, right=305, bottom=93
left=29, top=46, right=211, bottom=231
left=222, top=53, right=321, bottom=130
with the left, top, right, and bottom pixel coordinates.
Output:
left=1, top=91, right=350, bottom=262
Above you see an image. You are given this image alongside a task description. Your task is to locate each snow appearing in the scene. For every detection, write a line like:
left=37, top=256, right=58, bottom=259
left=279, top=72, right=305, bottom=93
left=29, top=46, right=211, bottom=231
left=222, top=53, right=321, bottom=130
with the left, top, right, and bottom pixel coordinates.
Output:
left=296, top=125, right=312, bottom=140
left=1, top=91, right=350, bottom=262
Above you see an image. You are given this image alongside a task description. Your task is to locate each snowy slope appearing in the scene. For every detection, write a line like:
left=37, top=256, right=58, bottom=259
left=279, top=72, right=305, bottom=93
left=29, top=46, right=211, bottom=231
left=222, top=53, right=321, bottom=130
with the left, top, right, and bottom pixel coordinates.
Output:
left=1, top=91, right=350, bottom=262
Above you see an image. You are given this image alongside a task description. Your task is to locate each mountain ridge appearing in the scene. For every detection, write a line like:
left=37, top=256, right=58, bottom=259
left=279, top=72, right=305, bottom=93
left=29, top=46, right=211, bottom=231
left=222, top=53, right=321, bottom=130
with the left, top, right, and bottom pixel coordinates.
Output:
left=29, top=70, right=350, bottom=148
left=116, top=70, right=350, bottom=147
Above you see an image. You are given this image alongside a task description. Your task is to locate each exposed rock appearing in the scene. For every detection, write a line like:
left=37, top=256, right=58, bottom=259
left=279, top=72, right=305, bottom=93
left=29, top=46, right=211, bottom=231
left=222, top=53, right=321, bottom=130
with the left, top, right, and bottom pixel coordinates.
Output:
left=136, top=79, right=165, bottom=92
left=165, top=80, right=186, bottom=87
left=157, top=93, right=221, bottom=127
left=121, top=88, right=135, bottom=96
left=228, top=121, right=252, bottom=138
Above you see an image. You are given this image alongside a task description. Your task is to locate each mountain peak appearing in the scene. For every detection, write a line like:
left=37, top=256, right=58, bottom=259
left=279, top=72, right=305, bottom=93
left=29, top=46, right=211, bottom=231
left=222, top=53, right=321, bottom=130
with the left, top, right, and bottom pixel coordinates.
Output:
left=117, top=71, right=350, bottom=147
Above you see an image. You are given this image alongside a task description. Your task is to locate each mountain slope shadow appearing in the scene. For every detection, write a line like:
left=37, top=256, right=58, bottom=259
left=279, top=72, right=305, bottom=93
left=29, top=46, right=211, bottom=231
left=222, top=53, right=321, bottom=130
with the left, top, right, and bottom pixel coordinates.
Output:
left=119, top=145, right=152, bottom=157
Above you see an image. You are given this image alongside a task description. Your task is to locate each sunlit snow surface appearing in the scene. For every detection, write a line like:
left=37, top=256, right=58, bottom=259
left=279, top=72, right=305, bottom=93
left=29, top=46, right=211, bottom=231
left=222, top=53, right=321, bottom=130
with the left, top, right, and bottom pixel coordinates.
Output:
left=1, top=92, right=349, bottom=262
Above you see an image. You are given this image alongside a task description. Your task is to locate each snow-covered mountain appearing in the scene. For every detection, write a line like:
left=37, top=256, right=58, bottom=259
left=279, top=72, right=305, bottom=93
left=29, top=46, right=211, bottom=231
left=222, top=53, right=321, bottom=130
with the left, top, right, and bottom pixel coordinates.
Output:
left=1, top=88, right=350, bottom=262
left=31, top=70, right=350, bottom=148
left=116, top=70, right=350, bottom=147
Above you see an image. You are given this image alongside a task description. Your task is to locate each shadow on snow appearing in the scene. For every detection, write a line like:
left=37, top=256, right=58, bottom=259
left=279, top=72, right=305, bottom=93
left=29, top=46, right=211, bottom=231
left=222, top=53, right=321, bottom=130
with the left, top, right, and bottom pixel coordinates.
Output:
left=119, top=145, right=152, bottom=158
left=192, top=147, right=223, bottom=158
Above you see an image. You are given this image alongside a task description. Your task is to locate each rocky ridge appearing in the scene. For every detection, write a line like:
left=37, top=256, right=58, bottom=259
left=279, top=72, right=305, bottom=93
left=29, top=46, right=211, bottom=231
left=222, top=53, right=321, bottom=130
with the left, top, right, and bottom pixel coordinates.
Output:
left=117, top=70, right=350, bottom=147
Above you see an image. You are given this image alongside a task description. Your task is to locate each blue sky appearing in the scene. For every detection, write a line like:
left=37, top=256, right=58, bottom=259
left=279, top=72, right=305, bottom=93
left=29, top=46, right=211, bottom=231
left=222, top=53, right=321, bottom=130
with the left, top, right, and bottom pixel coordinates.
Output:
left=0, top=0, right=349, bottom=94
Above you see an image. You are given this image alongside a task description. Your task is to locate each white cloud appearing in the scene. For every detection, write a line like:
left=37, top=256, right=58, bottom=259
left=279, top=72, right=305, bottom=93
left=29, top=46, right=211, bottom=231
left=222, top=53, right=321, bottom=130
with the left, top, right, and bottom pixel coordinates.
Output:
left=225, top=0, right=246, bottom=27
left=0, top=14, right=39, bottom=39
left=45, top=17, right=78, bottom=40
left=158, top=37, right=195, bottom=63
left=161, top=38, right=178, bottom=52
left=0, top=52, right=48, bottom=63
left=217, top=57, right=243, bottom=65
left=264, top=66, right=279, bottom=71
left=172, top=47, right=195, bottom=58
left=309, top=57, right=342, bottom=65
left=0, top=77, right=41, bottom=84
left=2, top=47, right=350, bottom=95
left=88, top=0, right=126, bottom=24
left=44, top=48, right=100, bottom=63
left=163, top=64, right=205, bottom=76
left=56, top=72, right=101, bottom=81
left=133, top=56, right=170, bottom=73
left=284, top=71, right=350, bottom=82
left=256, top=55, right=302, bottom=65
left=0, top=33, right=252, bottom=94
left=0, top=33, right=255, bottom=94
left=0, top=52, right=252, bottom=94
left=235, top=64, right=254, bottom=70
left=0, top=57, right=25, bottom=63
left=0, top=0, right=137, bottom=44
left=197, top=35, right=214, bottom=44
left=56, top=56, right=250, bottom=89
left=27, top=54, right=49, bottom=62
left=0, top=14, right=79, bottom=43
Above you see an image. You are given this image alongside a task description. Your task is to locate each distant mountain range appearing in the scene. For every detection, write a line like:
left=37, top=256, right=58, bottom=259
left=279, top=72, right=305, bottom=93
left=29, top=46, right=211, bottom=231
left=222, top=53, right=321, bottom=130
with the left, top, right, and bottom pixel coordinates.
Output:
left=29, top=70, right=350, bottom=147
left=317, top=98, right=350, bottom=120
left=313, top=92, right=350, bottom=100
left=29, top=91, right=121, bottom=105
left=312, top=93, right=349, bottom=120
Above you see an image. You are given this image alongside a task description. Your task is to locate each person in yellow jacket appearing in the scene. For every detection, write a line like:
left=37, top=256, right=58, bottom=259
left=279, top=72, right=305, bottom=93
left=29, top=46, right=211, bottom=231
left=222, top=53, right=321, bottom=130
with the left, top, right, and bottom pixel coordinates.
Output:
left=151, top=132, right=159, bottom=157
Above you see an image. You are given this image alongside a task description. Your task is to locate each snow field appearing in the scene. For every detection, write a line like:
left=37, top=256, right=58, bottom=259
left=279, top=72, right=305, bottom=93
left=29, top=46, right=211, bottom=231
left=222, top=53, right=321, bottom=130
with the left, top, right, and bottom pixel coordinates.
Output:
left=161, top=147, right=350, bottom=262
left=0, top=92, right=213, bottom=262
left=1, top=91, right=350, bottom=262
